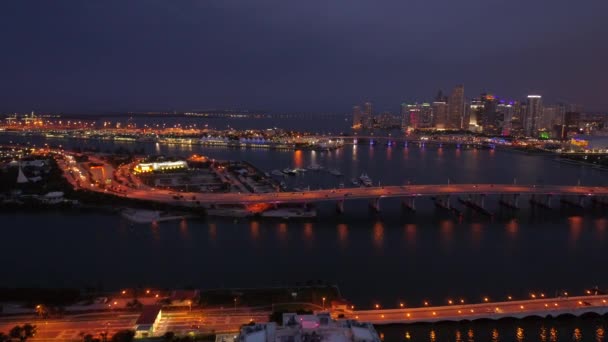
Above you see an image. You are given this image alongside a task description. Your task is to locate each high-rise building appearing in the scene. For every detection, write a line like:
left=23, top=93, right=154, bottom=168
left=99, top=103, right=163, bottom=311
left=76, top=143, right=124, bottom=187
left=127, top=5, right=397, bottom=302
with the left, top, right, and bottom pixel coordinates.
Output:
left=408, top=105, right=421, bottom=129
left=562, top=111, right=581, bottom=139
left=419, top=103, right=433, bottom=128
left=432, top=101, right=448, bottom=129
left=541, top=104, right=566, bottom=137
left=510, top=101, right=526, bottom=136
left=447, top=85, right=465, bottom=129
left=352, top=105, right=363, bottom=129
left=468, top=98, right=483, bottom=132
left=400, top=103, right=409, bottom=130
left=525, top=95, right=543, bottom=136
left=363, top=102, right=373, bottom=129
left=497, top=102, right=515, bottom=136
left=480, top=94, right=500, bottom=135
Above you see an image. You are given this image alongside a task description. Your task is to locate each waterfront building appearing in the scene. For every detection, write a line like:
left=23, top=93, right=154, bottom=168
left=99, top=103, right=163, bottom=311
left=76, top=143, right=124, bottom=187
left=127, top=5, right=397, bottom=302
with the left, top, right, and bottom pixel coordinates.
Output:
left=525, top=95, right=543, bottom=136
left=419, top=103, right=433, bottom=128
left=510, top=101, right=526, bottom=136
left=432, top=101, right=448, bottom=129
left=238, top=312, right=381, bottom=342
left=352, top=106, right=363, bottom=129
left=468, top=98, right=484, bottom=132
left=400, top=103, right=408, bottom=130
left=407, top=104, right=421, bottom=129
left=134, top=160, right=188, bottom=173
left=375, top=112, right=398, bottom=129
left=447, top=85, right=465, bottom=129
left=562, top=111, right=581, bottom=139
left=480, top=94, right=499, bottom=134
left=362, top=102, right=373, bottom=129
left=497, top=102, right=515, bottom=136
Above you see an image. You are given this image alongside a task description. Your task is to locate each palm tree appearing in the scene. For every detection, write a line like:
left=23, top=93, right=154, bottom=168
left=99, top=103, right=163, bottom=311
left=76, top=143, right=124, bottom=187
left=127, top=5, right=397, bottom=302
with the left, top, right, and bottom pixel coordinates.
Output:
left=9, top=324, right=37, bottom=342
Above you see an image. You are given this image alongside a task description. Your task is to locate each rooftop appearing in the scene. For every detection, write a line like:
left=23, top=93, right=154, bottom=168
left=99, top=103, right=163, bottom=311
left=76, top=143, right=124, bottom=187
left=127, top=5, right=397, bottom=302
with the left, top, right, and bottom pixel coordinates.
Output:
left=135, top=305, right=162, bottom=326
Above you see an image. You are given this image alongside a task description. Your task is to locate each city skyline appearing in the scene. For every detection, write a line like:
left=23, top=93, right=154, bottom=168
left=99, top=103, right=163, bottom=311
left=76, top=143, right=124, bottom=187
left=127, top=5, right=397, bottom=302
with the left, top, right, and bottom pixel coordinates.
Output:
left=1, top=1, right=608, bottom=113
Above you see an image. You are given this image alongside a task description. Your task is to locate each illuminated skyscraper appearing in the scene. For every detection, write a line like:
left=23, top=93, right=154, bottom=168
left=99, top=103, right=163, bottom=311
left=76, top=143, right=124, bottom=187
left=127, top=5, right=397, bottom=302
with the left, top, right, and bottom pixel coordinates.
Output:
left=432, top=101, right=448, bottom=129
left=400, top=103, right=409, bottom=130
left=447, top=85, right=465, bottom=129
left=468, top=98, right=484, bottom=131
left=419, top=103, right=433, bottom=128
left=352, top=105, right=363, bottom=129
left=525, top=95, right=543, bottom=136
left=363, top=102, right=373, bottom=129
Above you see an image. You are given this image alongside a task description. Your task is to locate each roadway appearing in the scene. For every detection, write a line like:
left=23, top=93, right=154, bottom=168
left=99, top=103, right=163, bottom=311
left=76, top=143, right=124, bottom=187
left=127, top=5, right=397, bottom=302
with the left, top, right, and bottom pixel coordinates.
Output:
left=54, top=151, right=608, bottom=207
left=0, top=308, right=270, bottom=341
left=351, top=294, right=608, bottom=324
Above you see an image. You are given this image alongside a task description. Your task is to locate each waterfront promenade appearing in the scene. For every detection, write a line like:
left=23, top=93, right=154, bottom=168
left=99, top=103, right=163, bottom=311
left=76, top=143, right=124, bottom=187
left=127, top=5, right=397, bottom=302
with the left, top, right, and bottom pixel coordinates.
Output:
left=351, top=294, right=608, bottom=325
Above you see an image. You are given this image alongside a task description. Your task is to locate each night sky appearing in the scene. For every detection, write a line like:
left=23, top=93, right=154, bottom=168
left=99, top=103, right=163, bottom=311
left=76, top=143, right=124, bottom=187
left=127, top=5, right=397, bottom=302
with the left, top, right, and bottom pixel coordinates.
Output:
left=1, top=0, right=607, bottom=113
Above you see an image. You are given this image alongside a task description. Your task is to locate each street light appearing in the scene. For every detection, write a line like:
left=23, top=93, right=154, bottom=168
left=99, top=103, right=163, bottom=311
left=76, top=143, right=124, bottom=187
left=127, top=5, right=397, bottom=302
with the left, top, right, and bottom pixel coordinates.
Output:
left=322, top=297, right=326, bottom=310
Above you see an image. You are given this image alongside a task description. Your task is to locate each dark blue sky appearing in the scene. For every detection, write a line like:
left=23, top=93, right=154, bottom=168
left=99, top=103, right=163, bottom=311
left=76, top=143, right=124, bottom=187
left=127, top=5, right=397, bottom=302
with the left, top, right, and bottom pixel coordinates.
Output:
left=1, top=0, right=607, bottom=113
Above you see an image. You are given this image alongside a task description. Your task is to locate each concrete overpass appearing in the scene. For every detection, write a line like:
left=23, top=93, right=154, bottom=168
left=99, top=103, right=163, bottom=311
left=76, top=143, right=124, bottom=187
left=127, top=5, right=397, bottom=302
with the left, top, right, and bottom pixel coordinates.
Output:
left=54, top=151, right=608, bottom=212
left=119, top=183, right=608, bottom=211
left=350, top=294, right=608, bottom=325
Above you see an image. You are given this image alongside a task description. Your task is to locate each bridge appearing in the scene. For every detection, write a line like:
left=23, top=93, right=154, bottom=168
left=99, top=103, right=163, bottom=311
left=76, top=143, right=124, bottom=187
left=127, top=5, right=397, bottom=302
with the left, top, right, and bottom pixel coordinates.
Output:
left=76, top=177, right=608, bottom=213
left=53, top=150, right=608, bottom=212
left=348, top=294, right=608, bottom=325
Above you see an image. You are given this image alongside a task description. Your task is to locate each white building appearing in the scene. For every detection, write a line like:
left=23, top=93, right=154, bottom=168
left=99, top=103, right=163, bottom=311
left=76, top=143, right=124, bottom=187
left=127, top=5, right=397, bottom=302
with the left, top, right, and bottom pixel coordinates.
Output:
left=238, top=313, right=381, bottom=342
left=134, top=160, right=187, bottom=173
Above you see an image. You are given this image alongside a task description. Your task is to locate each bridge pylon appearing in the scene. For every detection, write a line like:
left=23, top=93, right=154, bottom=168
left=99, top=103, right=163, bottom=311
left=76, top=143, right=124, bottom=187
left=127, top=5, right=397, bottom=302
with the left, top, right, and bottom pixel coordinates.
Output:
left=336, top=200, right=345, bottom=214
left=459, top=194, right=492, bottom=216
left=530, top=194, right=552, bottom=209
left=499, top=194, right=520, bottom=209
left=560, top=195, right=585, bottom=208
left=369, top=198, right=381, bottom=212
left=402, top=197, right=416, bottom=211
left=433, top=195, right=451, bottom=209
left=592, top=196, right=608, bottom=207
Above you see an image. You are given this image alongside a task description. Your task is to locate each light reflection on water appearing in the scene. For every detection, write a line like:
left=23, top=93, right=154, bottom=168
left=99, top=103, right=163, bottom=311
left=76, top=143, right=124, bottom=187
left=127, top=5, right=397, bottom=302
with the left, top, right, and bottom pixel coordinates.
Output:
left=303, top=222, right=313, bottom=241
left=372, top=221, right=384, bottom=250
left=249, top=220, right=260, bottom=240
left=377, top=320, right=608, bottom=342
left=337, top=223, right=348, bottom=246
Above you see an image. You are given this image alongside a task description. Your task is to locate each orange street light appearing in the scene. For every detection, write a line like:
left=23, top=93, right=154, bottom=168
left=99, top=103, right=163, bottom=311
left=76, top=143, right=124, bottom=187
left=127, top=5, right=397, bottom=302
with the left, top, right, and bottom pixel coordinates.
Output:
left=375, top=304, right=380, bottom=309
left=483, top=297, right=489, bottom=302
left=424, top=301, right=429, bottom=306
left=448, top=300, right=453, bottom=305
left=400, top=303, right=404, bottom=308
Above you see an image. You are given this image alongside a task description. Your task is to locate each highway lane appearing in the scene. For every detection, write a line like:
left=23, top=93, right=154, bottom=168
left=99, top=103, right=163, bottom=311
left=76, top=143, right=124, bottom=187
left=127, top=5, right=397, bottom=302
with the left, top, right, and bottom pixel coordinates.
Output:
left=0, top=309, right=270, bottom=341
left=116, top=183, right=608, bottom=205
left=0, top=313, right=138, bottom=341
left=351, top=295, right=608, bottom=324
left=55, top=152, right=608, bottom=207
